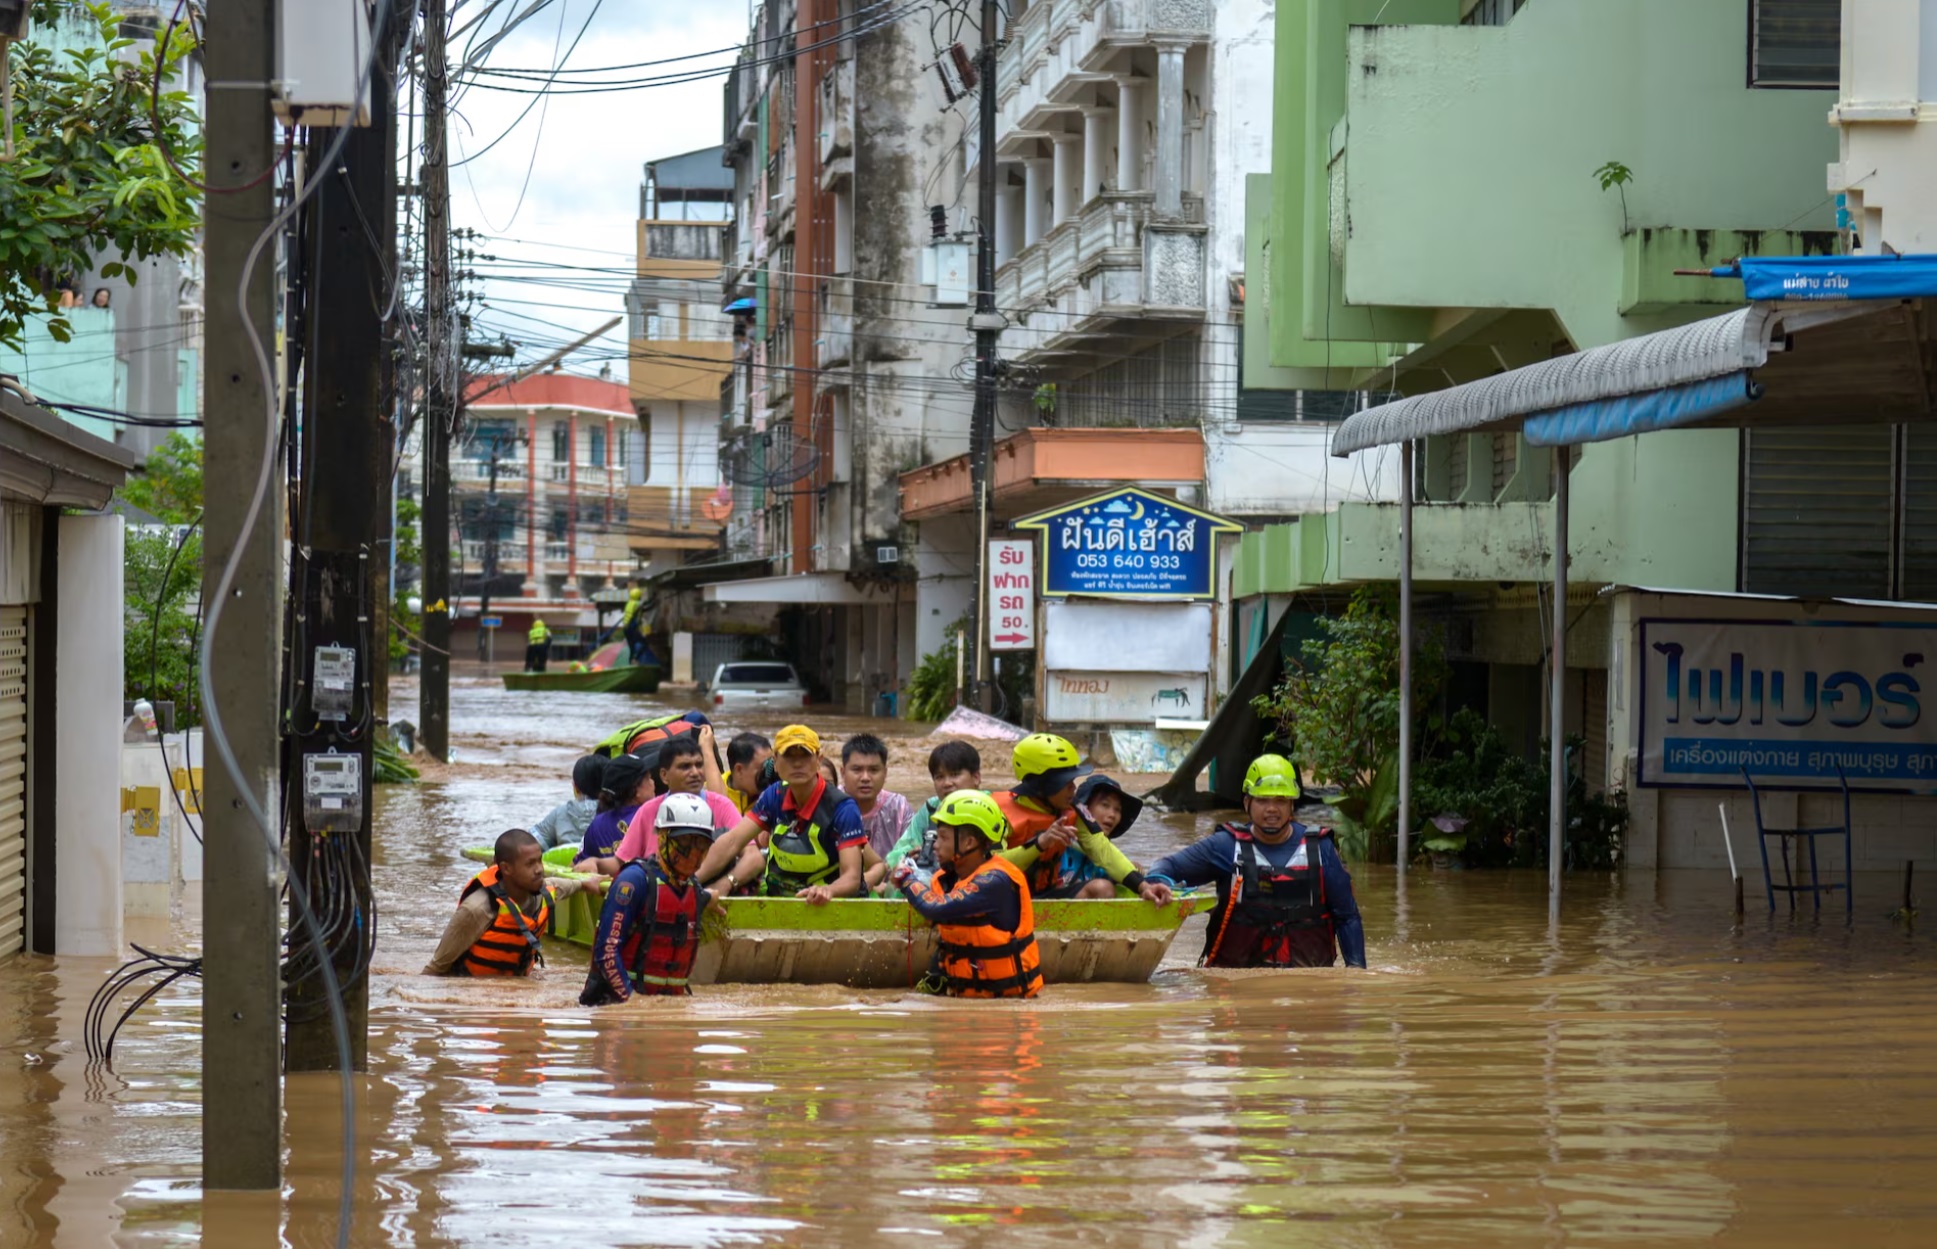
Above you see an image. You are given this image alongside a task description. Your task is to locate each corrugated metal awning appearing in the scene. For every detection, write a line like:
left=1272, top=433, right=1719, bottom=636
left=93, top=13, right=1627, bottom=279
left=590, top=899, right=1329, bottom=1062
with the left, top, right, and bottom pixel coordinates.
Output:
left=1330, top=301, right=1890, bottom=456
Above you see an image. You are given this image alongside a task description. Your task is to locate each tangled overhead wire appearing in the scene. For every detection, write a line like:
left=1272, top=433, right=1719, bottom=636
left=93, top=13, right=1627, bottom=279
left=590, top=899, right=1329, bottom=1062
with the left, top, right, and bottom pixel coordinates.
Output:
left=85, top=945, right=204, bottom=1065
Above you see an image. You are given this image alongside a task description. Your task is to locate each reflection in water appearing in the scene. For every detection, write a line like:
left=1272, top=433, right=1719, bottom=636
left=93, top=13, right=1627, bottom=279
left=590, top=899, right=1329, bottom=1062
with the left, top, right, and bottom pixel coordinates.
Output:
left=2, top=677, right=1936, bottom=1244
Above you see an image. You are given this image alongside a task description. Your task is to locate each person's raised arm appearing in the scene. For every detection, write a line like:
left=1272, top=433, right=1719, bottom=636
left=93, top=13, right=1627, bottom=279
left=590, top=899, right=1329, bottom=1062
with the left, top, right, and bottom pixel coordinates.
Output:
left=698, top=725, right=728, bottom=796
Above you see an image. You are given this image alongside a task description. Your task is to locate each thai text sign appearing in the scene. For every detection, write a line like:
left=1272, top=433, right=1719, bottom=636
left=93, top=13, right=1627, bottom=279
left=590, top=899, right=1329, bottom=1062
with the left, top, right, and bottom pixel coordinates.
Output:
left=987, top=539, right=1036, bottom=651
left=1013, top=487, right=1241, bottom=600
left=1639, top=616, right=1937, bottom=791
left=1044, top=671, right=1208, bottom=724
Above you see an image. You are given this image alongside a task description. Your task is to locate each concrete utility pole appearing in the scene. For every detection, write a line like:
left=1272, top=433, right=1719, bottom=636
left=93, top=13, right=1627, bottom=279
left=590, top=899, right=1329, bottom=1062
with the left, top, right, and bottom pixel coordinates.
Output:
left=967, top=0, right=1002, bottom=712
left=200, top=0, right=283, bottom=1191
left=420, top=0, right=453, bottom=760
left=283, top=9, right=407, bottom=1072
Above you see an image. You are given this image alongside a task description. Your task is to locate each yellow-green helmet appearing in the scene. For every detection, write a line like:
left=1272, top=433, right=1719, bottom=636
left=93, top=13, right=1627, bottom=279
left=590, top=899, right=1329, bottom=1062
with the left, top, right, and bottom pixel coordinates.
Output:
left=1013, top=733, right=1088, bottom=783
left=628, top=586, right=642, bottom=600
left=932, top=790, right=1008, bottom=845
left=1243, top=754, right=1301, bottom=799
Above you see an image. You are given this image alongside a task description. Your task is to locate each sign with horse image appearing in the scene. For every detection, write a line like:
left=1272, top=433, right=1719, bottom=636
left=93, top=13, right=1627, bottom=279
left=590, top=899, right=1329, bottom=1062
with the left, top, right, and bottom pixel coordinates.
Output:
left=1043, top=671, right=1209, bottom=724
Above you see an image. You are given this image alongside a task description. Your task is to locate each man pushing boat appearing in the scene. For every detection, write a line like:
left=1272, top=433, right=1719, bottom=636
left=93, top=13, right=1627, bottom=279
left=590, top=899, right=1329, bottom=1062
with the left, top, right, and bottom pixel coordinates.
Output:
left=889, top=790, right=1042, bottom=999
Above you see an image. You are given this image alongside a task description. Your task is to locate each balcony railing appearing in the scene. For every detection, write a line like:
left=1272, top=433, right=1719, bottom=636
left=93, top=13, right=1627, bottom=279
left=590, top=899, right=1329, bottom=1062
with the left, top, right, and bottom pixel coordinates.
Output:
left=996, top=0, right=1211, bottom=116
left=459, top=540, right=527, bottom=567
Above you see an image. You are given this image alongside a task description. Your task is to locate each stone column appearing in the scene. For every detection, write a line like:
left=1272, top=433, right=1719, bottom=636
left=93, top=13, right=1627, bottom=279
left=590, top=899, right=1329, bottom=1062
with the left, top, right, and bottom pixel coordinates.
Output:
left=1082, top=106, right=1114, bottom=200
left=1051, top=132, right=1081, bottom=225
left=1155, top=43, right=1185, bottom=219
left=995, top=171, right=1021, bottom=264
left=1116, top=79, right=1144, bottom=193
left=1023, top=157, right=1048, bottom=245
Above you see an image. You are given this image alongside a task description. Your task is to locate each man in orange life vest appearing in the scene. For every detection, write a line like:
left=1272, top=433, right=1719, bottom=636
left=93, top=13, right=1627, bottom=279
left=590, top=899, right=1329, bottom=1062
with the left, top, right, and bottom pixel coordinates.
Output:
left=1148, top=755, right=1365, bottom=969
left=890, top=790, right=1043, bottom=998
left=581, top=792, right=721, bottom=1002
left=425, top=828, right=607, bottom=976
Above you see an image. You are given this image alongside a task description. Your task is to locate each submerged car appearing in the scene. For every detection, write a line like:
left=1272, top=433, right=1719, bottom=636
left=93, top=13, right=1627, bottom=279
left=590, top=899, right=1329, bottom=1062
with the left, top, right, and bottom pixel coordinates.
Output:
left=708, top=661, right=809, bottom=711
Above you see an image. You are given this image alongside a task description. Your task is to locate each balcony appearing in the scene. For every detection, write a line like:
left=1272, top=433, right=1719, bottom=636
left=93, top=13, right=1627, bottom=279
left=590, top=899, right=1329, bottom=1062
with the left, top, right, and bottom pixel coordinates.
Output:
left=817, top=59, right=853, bottom=167
left=816, top=276, right=853, bottom=370
left=996, top=190, right=1206, bottom=362
left=457, top=459, right=524, bottom=484
left=991, top=0, right=1210, bottom=149
left=899, top=425, right=1205, bottom=521
left=459, top=540, right=527, bottom=569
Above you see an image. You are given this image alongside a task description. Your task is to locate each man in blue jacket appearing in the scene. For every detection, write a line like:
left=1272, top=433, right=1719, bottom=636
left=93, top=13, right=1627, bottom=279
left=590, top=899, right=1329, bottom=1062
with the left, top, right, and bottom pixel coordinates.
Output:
left=1149, top=755, right=1366, bottom=969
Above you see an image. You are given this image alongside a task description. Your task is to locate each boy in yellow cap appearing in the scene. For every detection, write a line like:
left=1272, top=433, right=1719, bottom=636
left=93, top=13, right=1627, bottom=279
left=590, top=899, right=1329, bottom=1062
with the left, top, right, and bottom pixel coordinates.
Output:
left=697, top=724, right=867, bottom=904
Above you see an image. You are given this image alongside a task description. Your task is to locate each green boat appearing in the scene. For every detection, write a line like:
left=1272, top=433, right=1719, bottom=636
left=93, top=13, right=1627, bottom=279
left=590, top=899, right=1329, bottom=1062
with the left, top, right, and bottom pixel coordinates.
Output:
left=461, top=845, right=1214, bottom=987
left=499, top=664, right=663, bottom=694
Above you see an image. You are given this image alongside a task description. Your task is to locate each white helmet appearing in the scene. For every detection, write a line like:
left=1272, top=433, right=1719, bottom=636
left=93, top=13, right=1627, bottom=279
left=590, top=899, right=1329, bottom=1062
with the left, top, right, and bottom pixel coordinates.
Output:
left=654, top=791, right=719, bottom=841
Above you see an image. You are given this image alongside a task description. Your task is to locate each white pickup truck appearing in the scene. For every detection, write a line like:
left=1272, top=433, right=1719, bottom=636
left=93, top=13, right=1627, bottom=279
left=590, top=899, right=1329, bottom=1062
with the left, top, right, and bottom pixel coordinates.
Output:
left=707, top=661, right=810, bottom=712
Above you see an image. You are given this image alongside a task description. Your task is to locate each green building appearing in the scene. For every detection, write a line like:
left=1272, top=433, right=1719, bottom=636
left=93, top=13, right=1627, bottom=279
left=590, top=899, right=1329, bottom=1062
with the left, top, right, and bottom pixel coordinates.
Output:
left=1233, top=0, right=1937, bottom=868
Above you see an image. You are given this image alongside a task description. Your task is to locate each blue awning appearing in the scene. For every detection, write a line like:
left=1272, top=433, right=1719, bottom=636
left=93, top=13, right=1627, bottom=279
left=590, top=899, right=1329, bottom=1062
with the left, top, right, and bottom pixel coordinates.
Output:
left=1332, top=301, right=1887, bottom=456
left=1521, top=372, right=1759, bottom=447
left=724, top=297, right=756, bottom=313
left=1701, top=253, right=1937, bottom=302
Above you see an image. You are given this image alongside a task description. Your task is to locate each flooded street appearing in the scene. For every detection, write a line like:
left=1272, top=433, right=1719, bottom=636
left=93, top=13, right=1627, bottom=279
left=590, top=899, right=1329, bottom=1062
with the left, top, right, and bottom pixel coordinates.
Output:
left=4, top=675, right=1937, bottom=1245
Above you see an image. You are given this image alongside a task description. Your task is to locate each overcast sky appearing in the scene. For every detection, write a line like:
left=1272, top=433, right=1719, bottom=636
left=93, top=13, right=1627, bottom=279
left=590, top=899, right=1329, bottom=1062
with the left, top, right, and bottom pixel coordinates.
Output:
left=443, top=0, right=747, bottom=376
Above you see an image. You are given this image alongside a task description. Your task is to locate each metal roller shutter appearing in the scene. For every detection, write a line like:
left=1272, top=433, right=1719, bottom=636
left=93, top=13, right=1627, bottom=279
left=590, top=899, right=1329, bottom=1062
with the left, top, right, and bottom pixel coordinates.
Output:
left=1899, top=427, right=1937, bottom=602
left=0, top=605, right=26, bottom=959
left=1742, top=425, right=1894, bottom=599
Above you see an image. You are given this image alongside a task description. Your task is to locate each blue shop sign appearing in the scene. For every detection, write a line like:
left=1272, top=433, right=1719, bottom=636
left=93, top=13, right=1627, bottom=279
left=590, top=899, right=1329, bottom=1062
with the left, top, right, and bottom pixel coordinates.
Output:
left=1012, top=487, right=1241, bottom=600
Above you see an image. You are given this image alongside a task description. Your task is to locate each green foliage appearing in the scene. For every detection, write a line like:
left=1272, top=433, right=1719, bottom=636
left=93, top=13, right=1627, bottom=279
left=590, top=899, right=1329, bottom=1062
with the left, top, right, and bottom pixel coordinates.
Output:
left=1250, top=586, right=1446, bottom=860
left=373, top=729, right=419, bottom=784
left=124, top=524, right=201, bottom=727
left=389, top=494, right=422, bottom=664
left=119, top=430, right=201, bottom=523
left=1594, top=159, right=1634, bottom=233
left=905, top=616, right=968, bottom=721
left=1413, top=709, right=1628, bottom=870
left=1, top=3, right=203, bottom=348
left=1032, top=383, right=1058, bottom=418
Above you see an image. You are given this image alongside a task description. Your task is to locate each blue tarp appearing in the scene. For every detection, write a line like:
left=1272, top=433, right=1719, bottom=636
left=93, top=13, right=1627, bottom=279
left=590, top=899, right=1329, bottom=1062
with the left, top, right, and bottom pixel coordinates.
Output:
left=1707, top=254, right=1937, bottom=302
left=1521, top=371, right=1759, bottom=447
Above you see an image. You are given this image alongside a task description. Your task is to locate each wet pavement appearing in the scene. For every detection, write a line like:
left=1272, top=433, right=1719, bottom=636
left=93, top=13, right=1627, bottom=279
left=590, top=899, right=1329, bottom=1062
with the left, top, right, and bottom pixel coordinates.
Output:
left=4, top=675, right=1937, bottom=1245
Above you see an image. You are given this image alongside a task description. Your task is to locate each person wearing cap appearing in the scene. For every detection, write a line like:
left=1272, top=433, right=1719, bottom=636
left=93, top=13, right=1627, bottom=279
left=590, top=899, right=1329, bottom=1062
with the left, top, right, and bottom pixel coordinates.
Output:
left=530, top=754, right=606, bottom=851
left=698, top=724, right=866, bottom=904
left=1147, top=754, right=1366, bottom=969
left=889, top=790, right=1042, bottom=998
left=994, top=734, right=1172, bottom=905
left=573, top=751, right=654, bottom=866
left=580, top=793, right=721, bottom=1002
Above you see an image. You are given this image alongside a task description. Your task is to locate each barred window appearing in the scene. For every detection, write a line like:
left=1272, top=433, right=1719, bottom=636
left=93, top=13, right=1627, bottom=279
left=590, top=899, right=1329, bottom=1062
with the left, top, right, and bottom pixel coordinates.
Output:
left=1749, top=0, right=1839, bottom=88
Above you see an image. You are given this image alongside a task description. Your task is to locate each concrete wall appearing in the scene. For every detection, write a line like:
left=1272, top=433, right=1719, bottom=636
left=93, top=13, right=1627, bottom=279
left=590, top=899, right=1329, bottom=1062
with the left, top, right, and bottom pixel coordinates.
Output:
left=55, top=514, right=123, bottom=955
left=1341, top=0, right=1839, bottom=349
left=847, top=20, right=965, bottom=565
left=641, top=399, right=722, bottom=492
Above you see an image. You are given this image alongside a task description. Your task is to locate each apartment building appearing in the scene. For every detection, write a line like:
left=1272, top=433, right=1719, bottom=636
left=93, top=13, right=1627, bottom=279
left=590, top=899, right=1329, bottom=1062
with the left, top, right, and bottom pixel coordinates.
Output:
left=714, top=0, right=966, bottom=709
left=411, top=373, right=634, bottom=657
left=627, top=149, right=733, bottom=580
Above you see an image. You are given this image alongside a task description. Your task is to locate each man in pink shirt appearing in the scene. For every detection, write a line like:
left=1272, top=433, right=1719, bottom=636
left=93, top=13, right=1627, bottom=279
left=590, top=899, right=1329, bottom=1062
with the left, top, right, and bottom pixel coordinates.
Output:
left=599, top=736, right=741, bottom=871
left=841, top=733, right=911, bottom=860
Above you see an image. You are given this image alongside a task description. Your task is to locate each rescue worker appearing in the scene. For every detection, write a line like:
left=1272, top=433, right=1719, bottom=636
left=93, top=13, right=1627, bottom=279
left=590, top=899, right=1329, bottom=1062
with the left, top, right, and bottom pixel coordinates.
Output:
left=621, top=586, right=650, bottom=665
left=1148, top=755, right=1366, bottom=969
left=699, top=724, right=866, bottom=904
left=424, top=828, right=606, bottom=976
left=580, top=792, right=719, bottom=1003
left=994, top=733, right=1171, bottom=905
left=889, top=790, right=1042, bottom=999
left=524, top=618, right=551, bottom=672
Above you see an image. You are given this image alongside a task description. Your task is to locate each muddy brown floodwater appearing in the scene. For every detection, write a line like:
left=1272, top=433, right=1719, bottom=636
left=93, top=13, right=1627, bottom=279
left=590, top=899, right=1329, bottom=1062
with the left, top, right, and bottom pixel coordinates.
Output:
left=5, top=674, right=1937, bottom=1246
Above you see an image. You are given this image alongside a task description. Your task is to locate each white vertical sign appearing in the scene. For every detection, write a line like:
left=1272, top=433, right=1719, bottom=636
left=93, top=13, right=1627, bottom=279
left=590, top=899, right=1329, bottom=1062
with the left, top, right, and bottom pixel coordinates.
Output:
left=988, top=539, right=1036, bottom=651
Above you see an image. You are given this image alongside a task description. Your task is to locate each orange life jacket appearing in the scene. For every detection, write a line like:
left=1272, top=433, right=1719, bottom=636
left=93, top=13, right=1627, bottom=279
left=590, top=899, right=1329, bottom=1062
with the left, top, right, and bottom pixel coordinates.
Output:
left=458, top=864, right=553, bottom=977
left=928, top=856, right=1043, bottom=999
left=993, top=790, right=1058, bottom=846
